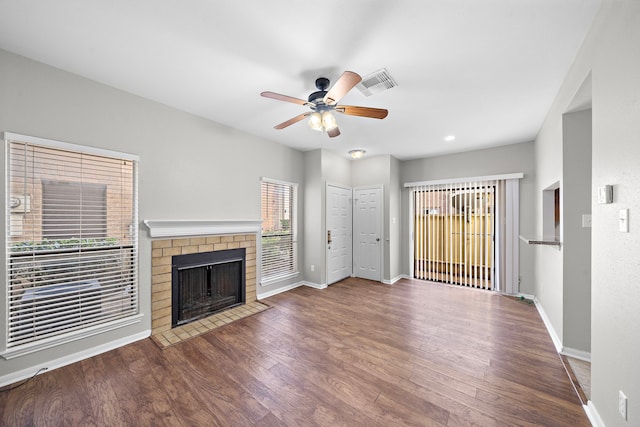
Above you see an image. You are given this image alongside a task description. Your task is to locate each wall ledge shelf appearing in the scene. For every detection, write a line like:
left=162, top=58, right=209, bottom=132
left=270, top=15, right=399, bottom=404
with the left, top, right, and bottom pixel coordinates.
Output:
left=143, top=219, right=262, bottom=238
left=519, top=236, right=562, bottom=248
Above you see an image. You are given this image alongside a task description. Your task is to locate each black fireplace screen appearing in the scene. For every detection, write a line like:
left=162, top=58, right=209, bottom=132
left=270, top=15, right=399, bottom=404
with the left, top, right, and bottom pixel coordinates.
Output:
left=172, top=248, right=245, bottom=327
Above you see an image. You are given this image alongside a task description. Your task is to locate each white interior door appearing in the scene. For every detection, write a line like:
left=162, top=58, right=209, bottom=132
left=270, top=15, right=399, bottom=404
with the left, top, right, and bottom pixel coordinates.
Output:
left=353, top=186, right=382, bottom=281
left=327, top=184, right=353, bottom=285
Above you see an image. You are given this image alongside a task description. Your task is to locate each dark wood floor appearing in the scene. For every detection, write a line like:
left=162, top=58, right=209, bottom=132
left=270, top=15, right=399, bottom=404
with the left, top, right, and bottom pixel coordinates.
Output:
left=1, top=278, right=589, bottom=426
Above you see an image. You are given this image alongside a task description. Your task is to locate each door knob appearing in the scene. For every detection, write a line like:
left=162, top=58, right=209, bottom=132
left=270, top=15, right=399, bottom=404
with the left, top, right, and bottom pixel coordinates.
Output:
left=376, top=238, right=380, bottom=242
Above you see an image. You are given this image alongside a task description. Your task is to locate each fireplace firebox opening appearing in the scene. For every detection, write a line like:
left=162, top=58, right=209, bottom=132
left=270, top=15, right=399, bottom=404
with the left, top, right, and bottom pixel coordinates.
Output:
left=171, top=248, right=246, bottom=328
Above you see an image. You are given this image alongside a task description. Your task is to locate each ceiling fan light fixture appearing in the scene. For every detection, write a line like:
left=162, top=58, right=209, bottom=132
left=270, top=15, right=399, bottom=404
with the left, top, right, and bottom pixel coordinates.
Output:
left=308, top=112, right=323, bottom=131
left=262, top=70, right=388, bottom=138
left=349, top=149, right=366, bottom=159
left=321, top=111, right=338, bottom=131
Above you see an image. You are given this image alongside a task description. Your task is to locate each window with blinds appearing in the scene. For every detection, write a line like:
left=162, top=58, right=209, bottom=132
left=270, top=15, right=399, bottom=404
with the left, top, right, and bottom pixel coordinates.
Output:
left=261, top=178, right=297, bottom=283
left=5, top=135, right=139, bottom=352
left=412, top=181, right=495, bottom=289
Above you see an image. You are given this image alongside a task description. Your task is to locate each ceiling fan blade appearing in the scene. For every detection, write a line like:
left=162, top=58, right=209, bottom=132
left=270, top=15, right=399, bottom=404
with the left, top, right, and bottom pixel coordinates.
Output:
left=274, top=113, right=311, bottom=129
left=261, top=91, right=310, bottom=106
left=327, top=127, right=341, bottom=138
left=335, top=105, right=389, bottom=119
left=323, top=71, right=362, bottom=105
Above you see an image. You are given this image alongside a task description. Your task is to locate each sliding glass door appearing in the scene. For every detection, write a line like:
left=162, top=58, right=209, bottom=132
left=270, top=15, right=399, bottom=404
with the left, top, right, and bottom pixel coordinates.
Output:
left=412, top=182, right=495, bottom=289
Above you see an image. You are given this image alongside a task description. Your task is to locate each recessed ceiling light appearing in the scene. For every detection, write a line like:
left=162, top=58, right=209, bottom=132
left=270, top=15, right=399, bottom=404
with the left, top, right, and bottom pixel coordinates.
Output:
left=349, top=149, right=366, bottom=159
left=444, top=135, right=456, bottom=142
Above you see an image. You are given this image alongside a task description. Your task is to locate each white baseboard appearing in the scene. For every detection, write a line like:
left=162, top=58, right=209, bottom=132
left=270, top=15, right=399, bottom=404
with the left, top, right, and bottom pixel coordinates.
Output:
left=526, top=295, right=591, bottom=362
left=584, top=401, right=605, bottom=427
left=383, top=274, right=409, bottom=285
left=532, top=296, right=563, bottom=353
left=529, top=296, right=599, bottom=426
left=257, top=281, right=329, bottom=299
left=518, top=292, right=535, bottom=300
left=257, top=282, right=303, bottom=300
left=0, top=330, right=150, bottom=388
left=561, top=347, right=591, bottom=362
left=303, top=281, right=327, bottom=290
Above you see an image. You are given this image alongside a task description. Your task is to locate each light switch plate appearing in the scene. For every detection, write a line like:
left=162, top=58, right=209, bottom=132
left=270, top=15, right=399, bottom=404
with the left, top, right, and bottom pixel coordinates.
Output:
left=619, top=209, right=629, bottom=233
left=581, top=214, right=592, bottom=228
left=619, top=390, right=628, bottom=420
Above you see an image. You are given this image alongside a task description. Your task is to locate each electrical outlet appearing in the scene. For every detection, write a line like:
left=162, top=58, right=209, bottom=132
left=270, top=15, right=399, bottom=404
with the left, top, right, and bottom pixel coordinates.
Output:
left=310, top=265, right=315, bottom=272
left=619, top=390, right=628, bottom=420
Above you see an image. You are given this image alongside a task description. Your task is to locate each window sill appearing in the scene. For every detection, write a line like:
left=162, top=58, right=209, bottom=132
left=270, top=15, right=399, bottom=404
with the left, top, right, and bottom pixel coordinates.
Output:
left=260, top=271, right=300, bottom=287
left=1, top=314, right=143, bottom=360
left=519, top=236, right=562, bottom=248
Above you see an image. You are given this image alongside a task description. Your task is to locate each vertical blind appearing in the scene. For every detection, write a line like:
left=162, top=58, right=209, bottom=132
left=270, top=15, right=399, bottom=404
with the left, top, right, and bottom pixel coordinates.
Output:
left=261, top=179, right=297, bottom=282
left=412, top=181, right=495, bottom=289
left=6, top=139, right=138, bottom=349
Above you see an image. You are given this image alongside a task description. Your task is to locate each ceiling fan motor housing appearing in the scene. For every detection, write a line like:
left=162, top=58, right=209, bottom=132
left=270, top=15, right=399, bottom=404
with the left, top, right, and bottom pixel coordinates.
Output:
left=308, top=90, right=328, bottom=105
left=308, top=77, right=330, bottom=106
left=315, top=77, right=330, bottom=91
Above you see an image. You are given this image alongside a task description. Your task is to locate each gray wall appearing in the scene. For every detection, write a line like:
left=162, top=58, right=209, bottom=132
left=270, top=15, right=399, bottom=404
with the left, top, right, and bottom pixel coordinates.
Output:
left=535, top=1, right=640, bottom=424
left=303, top=150, right=323, bottom=285
left=562, top=109, right=592, bottom=353
left=389, top=156, right=402, bottom=281
left=589, top=2, right=639, bottom=424
left=400, top=142, right=537, bottom=295
left=303, top=149, right=352, bottom=286
left=0, top=49, right=305, bottom=379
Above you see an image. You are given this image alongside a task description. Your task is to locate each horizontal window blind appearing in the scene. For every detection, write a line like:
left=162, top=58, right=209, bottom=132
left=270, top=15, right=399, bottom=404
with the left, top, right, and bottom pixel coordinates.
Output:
left=261, top=179, right=297, bottom=282
left=6, top=139, right=138, bottom=348
left=42, top=180, right=107, bottom=239
left=412, top=181, right=495, bottom=289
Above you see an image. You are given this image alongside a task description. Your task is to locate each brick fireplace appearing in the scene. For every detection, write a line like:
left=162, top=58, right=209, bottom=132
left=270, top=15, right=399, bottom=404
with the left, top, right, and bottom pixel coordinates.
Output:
left=145, top=220, right=260, bottom=336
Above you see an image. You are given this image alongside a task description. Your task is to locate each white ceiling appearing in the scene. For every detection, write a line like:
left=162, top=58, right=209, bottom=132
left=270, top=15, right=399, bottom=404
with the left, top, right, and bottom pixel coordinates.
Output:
left=0, top=0, right=601, bottom=160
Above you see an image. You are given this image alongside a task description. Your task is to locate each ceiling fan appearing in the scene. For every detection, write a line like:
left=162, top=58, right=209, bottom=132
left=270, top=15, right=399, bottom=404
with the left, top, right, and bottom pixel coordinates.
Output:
left=261, top=71, right=388, bottom=138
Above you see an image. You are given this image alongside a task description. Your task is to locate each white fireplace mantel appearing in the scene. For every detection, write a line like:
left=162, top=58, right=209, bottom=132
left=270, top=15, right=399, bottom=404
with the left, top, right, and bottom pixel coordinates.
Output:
left=143, top=219, right=262, bottom=238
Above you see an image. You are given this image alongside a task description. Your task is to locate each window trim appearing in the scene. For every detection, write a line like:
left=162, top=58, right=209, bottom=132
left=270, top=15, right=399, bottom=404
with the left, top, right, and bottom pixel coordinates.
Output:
left=2, top=132, right=139, bottom=162
left=1, top=313, right=144, bottom=359
left=260, top=177, right=298, bottom=286
left=2, top=132, right=141, bottom=359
